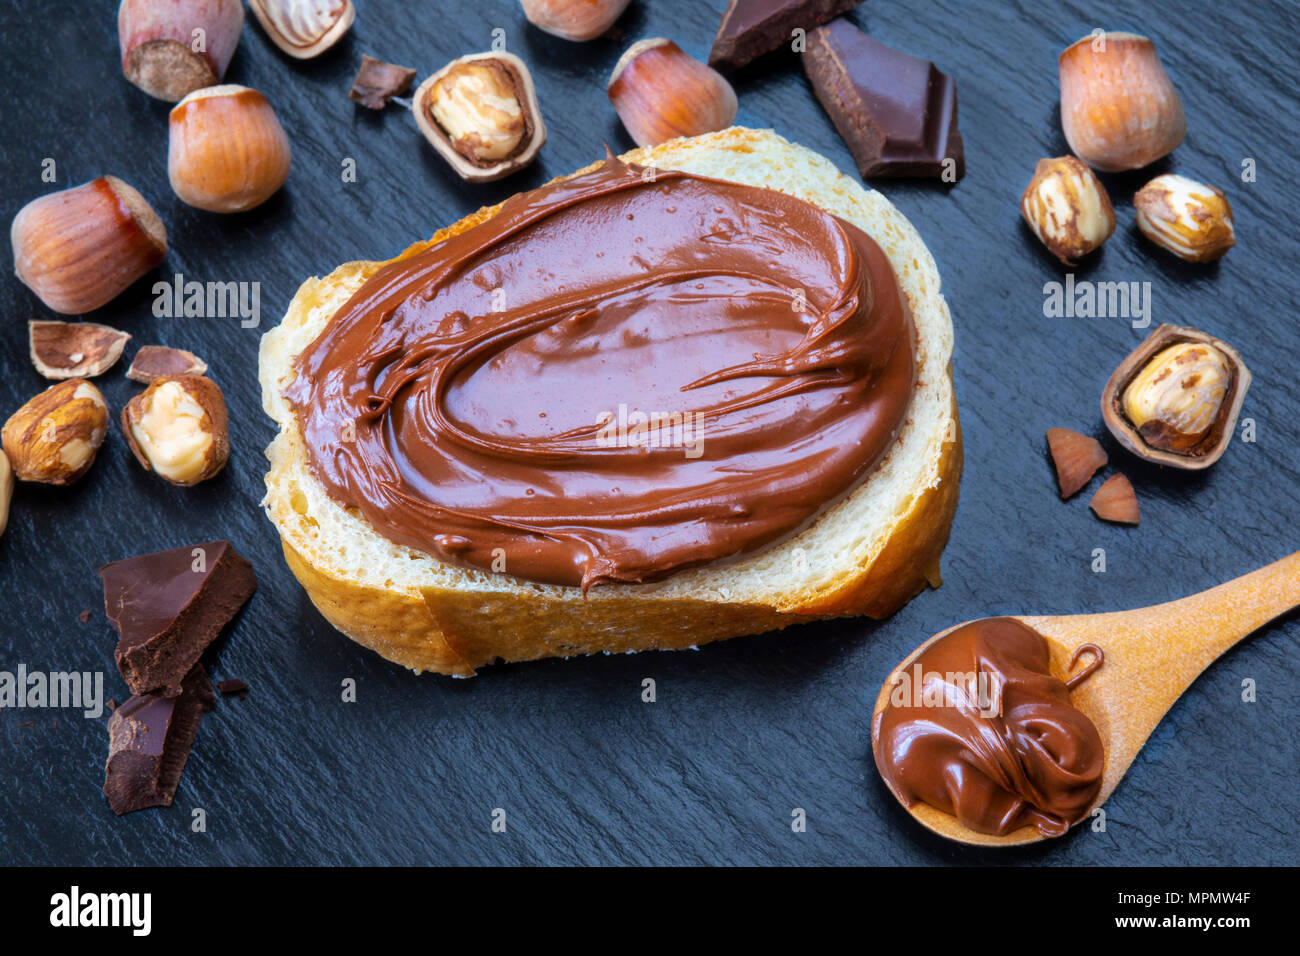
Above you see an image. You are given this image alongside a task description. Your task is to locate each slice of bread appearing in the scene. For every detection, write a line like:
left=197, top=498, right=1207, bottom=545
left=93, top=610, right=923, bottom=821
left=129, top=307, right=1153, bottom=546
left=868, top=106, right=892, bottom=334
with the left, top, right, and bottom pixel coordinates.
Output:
left=259, top=127, right=961, bottom=676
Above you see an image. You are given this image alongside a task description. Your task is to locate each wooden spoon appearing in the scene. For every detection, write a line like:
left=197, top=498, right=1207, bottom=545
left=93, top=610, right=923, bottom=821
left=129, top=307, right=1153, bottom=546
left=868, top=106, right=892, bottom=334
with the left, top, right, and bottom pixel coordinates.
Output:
left=871, top=550, right=1300, bottom=847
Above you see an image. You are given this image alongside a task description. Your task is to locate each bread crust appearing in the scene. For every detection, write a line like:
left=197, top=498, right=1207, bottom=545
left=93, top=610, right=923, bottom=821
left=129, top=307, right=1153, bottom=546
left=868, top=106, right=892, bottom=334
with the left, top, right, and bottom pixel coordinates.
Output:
left=260, top=128, right=962, bottom=675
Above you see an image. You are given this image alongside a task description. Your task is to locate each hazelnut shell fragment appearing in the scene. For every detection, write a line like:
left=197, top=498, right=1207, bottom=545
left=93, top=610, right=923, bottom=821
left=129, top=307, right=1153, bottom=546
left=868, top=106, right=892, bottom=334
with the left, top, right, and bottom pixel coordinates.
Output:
left=248, top=0, right=354, bottom=60
left=413, top=52, right=547, bottom=183
left=122, top=376, right=230, bottom=487
left=2, top=379, right=110, bottom=486
left=1101, top=324, right=1250, bottom=470
left=1089, top=474, right=1140, bottom=525
left=127, top=346, right=209, bottom=384
left=29, top=321, right=131, bottom=379
left=349, top=55, right=417, bottom=109
left=1046, top=427, right=1108, bottom=499
left=0, top=450, right=13, bottom=539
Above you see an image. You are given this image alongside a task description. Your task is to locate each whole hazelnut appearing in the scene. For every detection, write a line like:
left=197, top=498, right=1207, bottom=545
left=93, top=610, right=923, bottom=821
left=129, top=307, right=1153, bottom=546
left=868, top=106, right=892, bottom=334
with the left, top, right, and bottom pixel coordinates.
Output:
left=1133, top=174, right=1235, bottom=262
left=168, top=85, right=292, bottom=213
left=1122, top=342, right=1231, bottom=453
left=122, top=376, right=230, bottom=486
left=608, top=38, right=738, bottom=147
left=521, top=0, right=631, bottom=42
left=1020, top=156, right=1116, bottom=264
left=1058, top=31, right=1186, bottom=172
left=11, top=176, right=168, bottom=315
left=118, top=0, right=245, bottom=102
left=2, top=379, right=110, bottom=486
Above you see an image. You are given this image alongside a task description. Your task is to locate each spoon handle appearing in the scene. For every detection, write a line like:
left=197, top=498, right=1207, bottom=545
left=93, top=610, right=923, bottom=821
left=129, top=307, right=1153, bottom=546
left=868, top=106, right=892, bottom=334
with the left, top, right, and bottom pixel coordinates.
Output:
left=1021, top=549, right=1300, bottom=806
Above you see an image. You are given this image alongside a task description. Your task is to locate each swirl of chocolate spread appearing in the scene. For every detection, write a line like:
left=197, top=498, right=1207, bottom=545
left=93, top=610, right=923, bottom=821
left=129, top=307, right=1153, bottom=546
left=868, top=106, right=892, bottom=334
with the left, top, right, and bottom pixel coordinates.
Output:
left=286, top=156, right=915, bottom=589
left=873, top=618, right=1105, bottom=837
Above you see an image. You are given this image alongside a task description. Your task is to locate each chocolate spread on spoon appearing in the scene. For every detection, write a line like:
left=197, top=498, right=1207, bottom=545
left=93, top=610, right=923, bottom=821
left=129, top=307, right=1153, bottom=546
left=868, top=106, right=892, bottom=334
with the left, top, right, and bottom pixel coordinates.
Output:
left=874, top=618, right=1105, bottom=837
left=287, top=156, right=915, bottom=589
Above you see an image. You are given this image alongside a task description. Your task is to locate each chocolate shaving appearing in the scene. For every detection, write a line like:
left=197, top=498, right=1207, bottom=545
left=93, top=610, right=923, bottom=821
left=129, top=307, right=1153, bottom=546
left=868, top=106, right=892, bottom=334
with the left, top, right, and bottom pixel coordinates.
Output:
left=29, top=321, right=131, bottom=379
left=350, top=55, right=417, bottom=109
left=126, top=345, right=209, bottom=383
left=217, top=678, right=248, bottom=699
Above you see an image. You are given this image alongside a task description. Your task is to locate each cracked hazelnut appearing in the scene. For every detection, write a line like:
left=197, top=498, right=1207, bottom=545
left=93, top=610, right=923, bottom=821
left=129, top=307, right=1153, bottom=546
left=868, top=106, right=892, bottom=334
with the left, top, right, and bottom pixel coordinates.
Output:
left=1101, top=324, right=1250, bottom=470
left=1020, top=156, right=1116, bottom=264
left=11, top=176, right=168, bottom=315
left=1134, top=174, right=1235, bottom=262
left=608, top=38, right=738, bottom=147
left=123, top=376, right=229, bottom=486
left=1058, top=32, right=1185, bottom=172
left=414, top=53, right=547, bottom=182
left=2, top=379, right=110, bottom=486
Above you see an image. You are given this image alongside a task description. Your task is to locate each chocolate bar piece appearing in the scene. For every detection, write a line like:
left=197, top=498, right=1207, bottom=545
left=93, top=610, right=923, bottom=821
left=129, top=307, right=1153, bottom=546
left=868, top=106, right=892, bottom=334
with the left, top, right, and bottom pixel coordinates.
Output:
left=709, top=0, right=860, bottom=71
left=350, top=55, right=417, bottom=110
left=803, top=19, right=965, bottom=180
left=101, top=541, right=257, bottom=697
left=103, top=665, right=216, bottom=815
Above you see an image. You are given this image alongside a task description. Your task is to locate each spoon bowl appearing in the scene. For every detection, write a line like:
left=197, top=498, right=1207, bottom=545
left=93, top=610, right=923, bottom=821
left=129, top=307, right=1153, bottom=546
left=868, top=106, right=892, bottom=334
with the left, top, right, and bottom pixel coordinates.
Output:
left=871, top=550, right=1300, bottom=847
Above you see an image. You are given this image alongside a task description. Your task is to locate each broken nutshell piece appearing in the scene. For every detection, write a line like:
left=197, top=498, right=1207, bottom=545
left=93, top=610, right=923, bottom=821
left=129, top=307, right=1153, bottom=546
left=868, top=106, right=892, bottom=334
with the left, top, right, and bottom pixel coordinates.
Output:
left=217, top=678, right=249, bottom=699
left=101, top=540, right=258, bottom=698
left=608, top=39, right=738, bottom=148
left=248, top=0, right=354, bottom=59
left=1046, top=427, right=1108, bottom=499
left=1101, top=324, right=1250, bottom=470
left=122, top=375, right=230, bottom=486
left=29, top=321, right=131, bottom=380
left=0, top=450, right=12, bottom=540
left=1020, top=157, right=1115, bottom=265
left=1133, top=174, right=1235, bottom=263
left=708, top=0, right=860, bottom=72
left=1089, top=474, right=1140, bottom=525
left=803, top=19, right=964, bottom=179
left=413, top=53, right=547, bottom=183
left=349, top=55, right=417, bottom=109
left=127, top=345, right=209, bottom=384
left=103, top=664, right=216, bottom=815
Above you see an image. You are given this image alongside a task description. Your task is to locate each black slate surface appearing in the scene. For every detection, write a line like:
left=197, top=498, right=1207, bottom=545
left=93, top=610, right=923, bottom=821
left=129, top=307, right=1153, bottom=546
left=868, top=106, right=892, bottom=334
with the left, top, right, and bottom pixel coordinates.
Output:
left=1, top=0, right=1297, bottom=866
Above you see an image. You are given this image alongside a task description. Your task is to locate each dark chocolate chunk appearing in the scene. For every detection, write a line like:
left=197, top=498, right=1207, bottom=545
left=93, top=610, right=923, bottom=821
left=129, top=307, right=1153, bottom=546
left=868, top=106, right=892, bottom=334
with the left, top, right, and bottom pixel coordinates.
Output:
left=101, top=541, right=257, bottom=697
left=126, top=345, right=208, bottom=384
left=350, top=55, right=417, bottom=110
left=217, top=678, right=248, bottom=699
left=803, top=19, right=965, bottom=180
left=103, top=664, right=216, bottom=816
left=709, top=0, right=860, bottom=72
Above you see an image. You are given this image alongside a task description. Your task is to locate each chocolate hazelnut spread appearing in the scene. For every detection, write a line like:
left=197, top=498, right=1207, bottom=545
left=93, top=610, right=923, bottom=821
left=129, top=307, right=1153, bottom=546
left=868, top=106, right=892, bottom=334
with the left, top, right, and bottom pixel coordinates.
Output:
left=874, top=618, right=1105, bottom=837
left=286, top=156, right=915, bottom=589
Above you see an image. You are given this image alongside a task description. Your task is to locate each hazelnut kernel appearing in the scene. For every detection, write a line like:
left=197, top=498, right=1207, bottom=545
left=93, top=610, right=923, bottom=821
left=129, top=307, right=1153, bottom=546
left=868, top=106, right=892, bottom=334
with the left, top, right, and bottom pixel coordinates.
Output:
left=1, top=379, right=110, bottom=485
left=429, top=61, right=527, bottom=163
left=1122, top=342, right=1231, bottom=452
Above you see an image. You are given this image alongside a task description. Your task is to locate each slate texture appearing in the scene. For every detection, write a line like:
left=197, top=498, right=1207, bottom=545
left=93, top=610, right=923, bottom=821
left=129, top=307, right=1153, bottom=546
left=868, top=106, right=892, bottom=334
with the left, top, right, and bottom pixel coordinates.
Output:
left=0, top=0, right=1296, bottom=865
